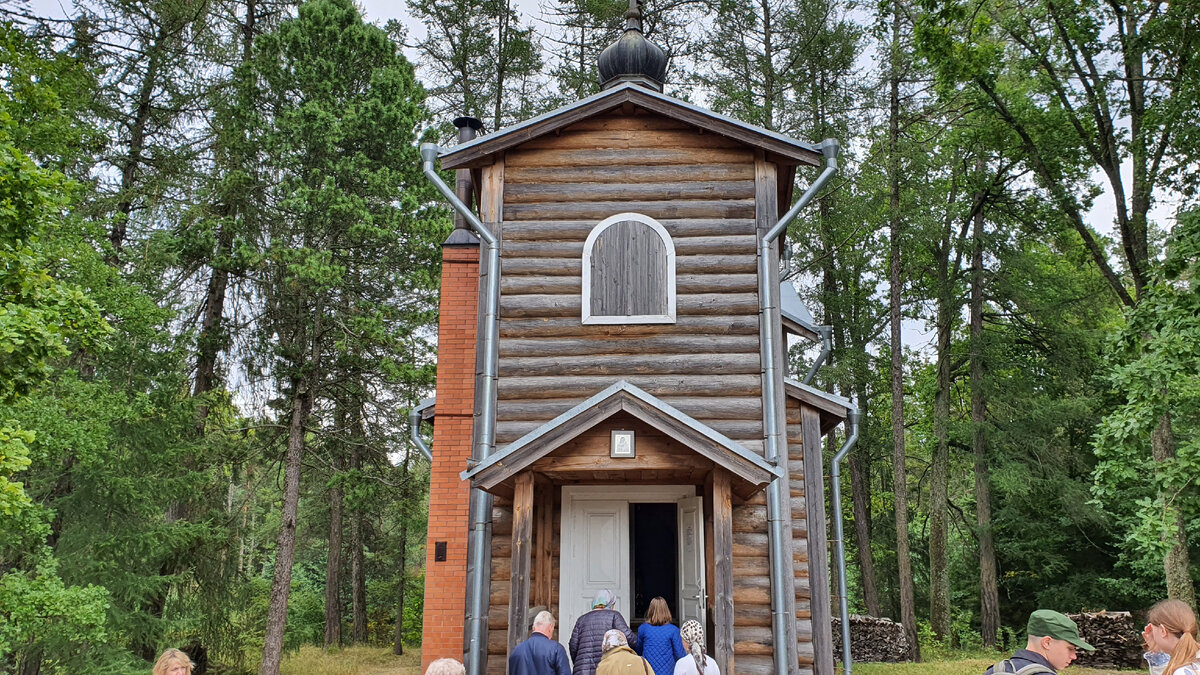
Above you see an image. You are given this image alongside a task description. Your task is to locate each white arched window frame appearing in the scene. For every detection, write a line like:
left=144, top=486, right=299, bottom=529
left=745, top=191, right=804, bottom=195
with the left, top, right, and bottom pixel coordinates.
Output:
left=581, top=212, right=677, bottom=325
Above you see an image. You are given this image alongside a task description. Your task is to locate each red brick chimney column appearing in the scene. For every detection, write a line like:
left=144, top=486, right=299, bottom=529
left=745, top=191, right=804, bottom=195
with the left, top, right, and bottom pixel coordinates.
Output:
left=421, top=240, right=480, bottom=670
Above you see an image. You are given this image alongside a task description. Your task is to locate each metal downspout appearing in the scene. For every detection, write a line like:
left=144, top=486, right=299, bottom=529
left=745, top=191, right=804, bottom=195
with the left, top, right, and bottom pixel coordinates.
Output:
left=830, top=409, right=860, bottom=675
left=421, top=143, right=500, bottom=675
left=803, top=325, right=833, bottom=385
left=409, top=398, right=436, bottom=462
left=759, top=139, right=839, bottom=675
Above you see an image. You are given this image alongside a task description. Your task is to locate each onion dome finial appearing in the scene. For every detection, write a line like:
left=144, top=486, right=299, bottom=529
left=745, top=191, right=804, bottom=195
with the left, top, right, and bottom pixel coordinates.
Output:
left=597, top=0, right=668, bottom=91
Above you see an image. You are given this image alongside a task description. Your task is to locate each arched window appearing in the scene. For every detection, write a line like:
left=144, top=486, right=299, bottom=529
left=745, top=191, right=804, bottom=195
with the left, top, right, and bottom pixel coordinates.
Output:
left=582, top=213, right=676, bottom=324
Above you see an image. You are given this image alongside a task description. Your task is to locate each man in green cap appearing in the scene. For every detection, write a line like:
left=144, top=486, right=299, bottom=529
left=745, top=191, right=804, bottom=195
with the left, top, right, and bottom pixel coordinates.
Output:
left=985, top=610, right=1096, bottom=674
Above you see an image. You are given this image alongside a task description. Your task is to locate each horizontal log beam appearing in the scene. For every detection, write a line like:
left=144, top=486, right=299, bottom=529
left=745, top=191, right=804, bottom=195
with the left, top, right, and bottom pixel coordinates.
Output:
left=513, top=129, right=746, bottom=151
left=502, top=235, right=758, bottom=258
left=505, top=163, right=754, bottom=185
left=500, top=293, right=759, bottom=318
left=496, top=394, right=763, bottom=421
left=500, top=315, right=759, bottom=338
left=503, top=199, right=755, bottom=221
left=503, top=219, right=757, bottom=240
left=497, top=374, right=762, bottom=399
left=497, top=352, right=760, bottom=377
left=505, top=181, right=754, bottom=204
left=504, top=146, right=754, bottom=168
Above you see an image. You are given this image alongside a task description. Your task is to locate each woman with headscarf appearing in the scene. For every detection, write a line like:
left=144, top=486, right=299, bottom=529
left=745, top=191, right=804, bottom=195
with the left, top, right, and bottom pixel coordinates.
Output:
left=597, top=629, right=654, bottom=675
left=673, top=620, right=719, bottom=675
left=569, top=589, right=637, bottom=675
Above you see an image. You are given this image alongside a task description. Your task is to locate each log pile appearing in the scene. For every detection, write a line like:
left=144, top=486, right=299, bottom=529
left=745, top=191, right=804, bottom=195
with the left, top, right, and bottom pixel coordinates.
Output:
left=1069, top=611, right=1144, bottom=670
left=831, top=615, right=914, bottom=663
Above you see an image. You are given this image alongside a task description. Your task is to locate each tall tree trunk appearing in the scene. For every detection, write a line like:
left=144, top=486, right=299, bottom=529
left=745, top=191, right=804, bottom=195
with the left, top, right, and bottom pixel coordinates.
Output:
left=259, top=382, right=312, bottom=675
left=324, top=457, right=345, bottom=649
left=849, top=451, right=881, bottom=616
left=350, top=439, right=368, bottom=644
left=194, top=225, right=233, bottom=426
left=1153, top=410, right=1196, bottom=607
left=888, top=4, right=919, bottom=657
left=971, top=168, right=1000, bottom=648
left=929, top=236, right=953, bottom=642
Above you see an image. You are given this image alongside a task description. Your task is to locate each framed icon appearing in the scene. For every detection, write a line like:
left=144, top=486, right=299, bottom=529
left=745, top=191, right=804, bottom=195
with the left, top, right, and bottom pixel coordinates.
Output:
left=610, top=430, right=635, bottom=458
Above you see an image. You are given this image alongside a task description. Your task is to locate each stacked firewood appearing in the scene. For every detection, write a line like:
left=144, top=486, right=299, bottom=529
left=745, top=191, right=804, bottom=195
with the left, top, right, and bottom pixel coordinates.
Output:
left=1069, top=611, right=1144, bottom=670
left=831, top=615, right=914, bottom=663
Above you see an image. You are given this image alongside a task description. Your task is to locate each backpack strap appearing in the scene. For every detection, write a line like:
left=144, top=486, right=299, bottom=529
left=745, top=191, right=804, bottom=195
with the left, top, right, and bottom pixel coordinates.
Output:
left=990, top=660, right=1054, bottom=675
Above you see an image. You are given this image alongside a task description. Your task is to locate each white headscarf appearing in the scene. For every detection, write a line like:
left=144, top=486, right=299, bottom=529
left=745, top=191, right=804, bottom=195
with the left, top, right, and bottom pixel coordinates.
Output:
left=602, top=629, right=628, bottom=653
left=681, top=620, right=706, bottom=673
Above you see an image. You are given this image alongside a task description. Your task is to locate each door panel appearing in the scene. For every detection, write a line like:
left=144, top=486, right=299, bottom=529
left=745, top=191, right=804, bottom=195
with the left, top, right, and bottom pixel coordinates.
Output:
left=560, top=497, right=629, bottom=653
left=677, top=496, right=706, bottom=626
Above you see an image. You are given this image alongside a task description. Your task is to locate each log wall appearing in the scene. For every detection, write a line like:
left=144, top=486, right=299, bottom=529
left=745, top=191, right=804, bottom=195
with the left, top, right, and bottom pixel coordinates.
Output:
left=478, top=109, right=823, bottom=675
left=496, top=112, right=765, bottom=455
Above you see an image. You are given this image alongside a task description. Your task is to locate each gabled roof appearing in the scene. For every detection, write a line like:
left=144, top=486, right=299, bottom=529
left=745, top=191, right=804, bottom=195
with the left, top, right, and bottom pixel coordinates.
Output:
left=440, top=83, right=823, bottom=170
left=783, top=378, right=852, bottom=434
left=462, top=380, right=782, bottom=494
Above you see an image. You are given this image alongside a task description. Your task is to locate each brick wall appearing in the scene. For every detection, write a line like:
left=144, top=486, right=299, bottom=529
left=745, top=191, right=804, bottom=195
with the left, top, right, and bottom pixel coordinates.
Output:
left=421, top=241, right=480, bottom=670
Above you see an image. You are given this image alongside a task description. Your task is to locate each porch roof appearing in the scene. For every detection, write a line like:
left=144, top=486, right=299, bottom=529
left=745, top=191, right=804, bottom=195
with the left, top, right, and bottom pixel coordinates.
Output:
left=462, top=380, right=782, bottom=495
left=783, top=377, right=852, bottom=434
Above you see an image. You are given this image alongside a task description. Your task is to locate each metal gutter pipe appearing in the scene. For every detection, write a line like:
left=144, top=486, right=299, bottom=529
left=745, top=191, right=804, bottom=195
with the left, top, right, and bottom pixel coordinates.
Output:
left=758, top=138, right=839, bottom=675
left=802, top=325, right=833, bottom=385
left=830, top=408, right=861, bottom=675
left=421, top=143, right=500, bottom=675
left=408, top=398, right=435, bottom=462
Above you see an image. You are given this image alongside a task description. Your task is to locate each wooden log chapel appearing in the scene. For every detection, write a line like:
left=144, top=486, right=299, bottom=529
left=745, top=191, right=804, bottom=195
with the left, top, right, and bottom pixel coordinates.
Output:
left=417, top=4, right=852, bottom=675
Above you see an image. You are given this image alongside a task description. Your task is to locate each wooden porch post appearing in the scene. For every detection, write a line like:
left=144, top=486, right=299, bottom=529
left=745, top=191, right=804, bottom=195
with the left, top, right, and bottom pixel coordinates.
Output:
left=509, top=472, right=534, bottom=652
left=533, top=477, right=554, bottom=610
left=713, top=468, right=735, bottom=675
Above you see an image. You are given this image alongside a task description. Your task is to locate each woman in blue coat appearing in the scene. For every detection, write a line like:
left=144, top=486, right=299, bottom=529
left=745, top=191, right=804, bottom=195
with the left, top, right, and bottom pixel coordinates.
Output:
left=635, top=597, right=686, bottom=675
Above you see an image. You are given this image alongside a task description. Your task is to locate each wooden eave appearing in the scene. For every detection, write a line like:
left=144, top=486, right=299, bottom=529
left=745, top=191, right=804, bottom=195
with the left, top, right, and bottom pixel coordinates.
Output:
left=439, top=83, right=823, bottom=170
left=782, top=316, right=821, bottom=342
left=462, top=381, right=781, bottom=497
left=783, top=378, right=852, bottom=434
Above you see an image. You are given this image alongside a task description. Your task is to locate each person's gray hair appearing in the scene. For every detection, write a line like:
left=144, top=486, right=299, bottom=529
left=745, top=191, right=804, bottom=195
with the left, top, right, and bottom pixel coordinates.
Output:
left=533, top=610, right=556, bottom=630
left=425, top=658, right=466, bottom=675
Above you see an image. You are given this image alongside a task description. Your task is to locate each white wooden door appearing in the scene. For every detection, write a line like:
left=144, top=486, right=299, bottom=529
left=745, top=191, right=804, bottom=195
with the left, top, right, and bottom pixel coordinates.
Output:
left=559, top=497, right=630, bottom=654
left=677, top=496, right=706, bottom=626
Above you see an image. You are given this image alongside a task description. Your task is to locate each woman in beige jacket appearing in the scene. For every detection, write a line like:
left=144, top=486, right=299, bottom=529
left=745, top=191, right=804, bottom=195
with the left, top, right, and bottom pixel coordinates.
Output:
left=597, top=629, right=654, bottom=675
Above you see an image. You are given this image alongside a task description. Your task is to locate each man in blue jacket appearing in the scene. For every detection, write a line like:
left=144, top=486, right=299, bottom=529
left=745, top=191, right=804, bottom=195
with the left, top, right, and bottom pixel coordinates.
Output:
left=510, top=611, right=572, bottom=675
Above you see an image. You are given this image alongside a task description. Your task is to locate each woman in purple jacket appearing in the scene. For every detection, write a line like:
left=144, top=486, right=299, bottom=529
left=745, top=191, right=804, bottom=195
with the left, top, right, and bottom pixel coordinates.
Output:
left=635, top=597, right=686, bottom=675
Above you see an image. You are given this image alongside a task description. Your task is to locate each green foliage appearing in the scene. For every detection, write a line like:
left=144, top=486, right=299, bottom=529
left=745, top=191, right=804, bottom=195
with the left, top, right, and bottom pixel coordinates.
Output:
left=0, top=26, right=116, bottom=668
left=1093, top=211, right=1200, bottom=582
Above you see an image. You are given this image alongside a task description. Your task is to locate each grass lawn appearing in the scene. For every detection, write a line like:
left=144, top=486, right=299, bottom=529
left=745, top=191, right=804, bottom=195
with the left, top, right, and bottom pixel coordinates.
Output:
left=280, top=646, right=422, bottom=675
left=848, top=658, right=1142, bottom=674
left=281, top=649, right=1142, bottom=675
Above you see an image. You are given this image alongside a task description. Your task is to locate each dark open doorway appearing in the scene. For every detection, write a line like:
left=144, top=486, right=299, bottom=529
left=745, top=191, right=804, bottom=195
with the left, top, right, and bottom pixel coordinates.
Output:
left=630, top=502, right=678, bottom=627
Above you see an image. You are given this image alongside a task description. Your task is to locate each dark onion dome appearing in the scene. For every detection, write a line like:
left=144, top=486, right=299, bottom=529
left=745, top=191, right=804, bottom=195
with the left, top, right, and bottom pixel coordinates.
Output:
left=597, top=0, right=668, bottom=91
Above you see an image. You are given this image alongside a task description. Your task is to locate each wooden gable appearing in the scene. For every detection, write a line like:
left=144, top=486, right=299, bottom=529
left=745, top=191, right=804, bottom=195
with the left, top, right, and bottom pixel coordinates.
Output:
left=440, top=83, right=822, bottom=170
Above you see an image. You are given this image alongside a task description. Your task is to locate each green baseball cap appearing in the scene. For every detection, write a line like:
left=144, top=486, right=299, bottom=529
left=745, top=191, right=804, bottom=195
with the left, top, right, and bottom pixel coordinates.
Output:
left=1027, top=610, right=1095, bottom=651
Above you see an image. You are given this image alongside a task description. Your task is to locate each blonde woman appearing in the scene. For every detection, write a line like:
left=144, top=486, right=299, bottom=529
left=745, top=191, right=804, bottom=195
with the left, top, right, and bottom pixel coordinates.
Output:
left=1143, top=600, right=1200, bottom=675
left=152, top=649, right=193, bottom=675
